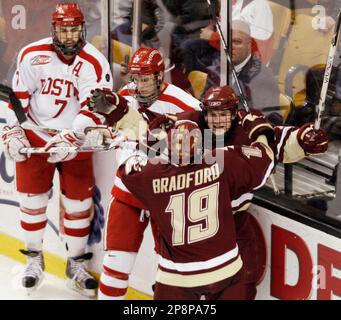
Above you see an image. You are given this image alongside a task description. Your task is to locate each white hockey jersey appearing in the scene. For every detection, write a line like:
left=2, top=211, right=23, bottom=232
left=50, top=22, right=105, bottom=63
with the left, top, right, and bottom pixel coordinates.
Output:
left=6, top=37, right=112, bottom=147
left=112, top=82, right=201, bottom=207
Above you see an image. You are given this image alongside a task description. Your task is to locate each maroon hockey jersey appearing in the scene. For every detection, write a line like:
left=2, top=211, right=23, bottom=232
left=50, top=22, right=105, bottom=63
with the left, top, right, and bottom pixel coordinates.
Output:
left=177, top=110, right=299, bottom=211
left=120, top=141, right=274, bottom=287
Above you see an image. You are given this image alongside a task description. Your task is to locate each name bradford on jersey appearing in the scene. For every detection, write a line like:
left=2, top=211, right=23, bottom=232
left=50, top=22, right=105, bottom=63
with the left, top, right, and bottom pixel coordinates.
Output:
left=152, top=163, right=220, bottom=194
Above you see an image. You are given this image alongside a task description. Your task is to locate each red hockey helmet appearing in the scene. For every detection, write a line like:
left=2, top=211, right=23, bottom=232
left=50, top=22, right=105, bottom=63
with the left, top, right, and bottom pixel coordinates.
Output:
left=201, top=85, right=239, bottom=114
left=128, top=48, right=165, bottom=75
left=52, top=3, right=86, bottom=56
left=52, top=3, right=85, bottom=26
left=167, top=120, right=202, bottom=165
left=128, top=48, right=165, bottom=104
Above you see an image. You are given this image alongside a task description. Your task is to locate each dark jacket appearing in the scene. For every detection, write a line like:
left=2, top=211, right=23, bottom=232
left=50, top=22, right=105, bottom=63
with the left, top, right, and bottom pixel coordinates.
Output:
left=235, top=55, right=281, bottom=122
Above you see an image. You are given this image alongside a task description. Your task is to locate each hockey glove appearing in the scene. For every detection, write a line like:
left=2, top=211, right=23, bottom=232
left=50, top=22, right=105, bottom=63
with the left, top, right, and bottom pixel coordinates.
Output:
left=297, top=123, right=328, bottom=155
left=148, top=114, right=177, bottom=141
left=238, top=110, right=275, bottom=143
left=44, top=129, right=83, bottom=163
left=1, top=125, right=31, bottom=162
left=83, top=126, right=126, bottom=150
left=88, top=88, right=129, bottom=126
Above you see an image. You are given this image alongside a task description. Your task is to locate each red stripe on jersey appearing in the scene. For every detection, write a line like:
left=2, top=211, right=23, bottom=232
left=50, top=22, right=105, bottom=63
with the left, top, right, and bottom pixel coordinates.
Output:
left=158, top=93, right=195, bottom=111
left=79, top=110, right=102, bottom=125
left=19, top=44, right=54, bottom=63
left=64, top=226, right=90, bottom=237
left=78, top=50, right=102, bottom=82
left=81, top=100, right=88, bottom=107
left=99, top=282, right=127, bottom=297
left=14, top=91, right=31, bottom=99
left=116, top=170, right=122, bottom=179
left=21, top=220, right=47, bottom=231
left=111, top=186, right=146, bottom=209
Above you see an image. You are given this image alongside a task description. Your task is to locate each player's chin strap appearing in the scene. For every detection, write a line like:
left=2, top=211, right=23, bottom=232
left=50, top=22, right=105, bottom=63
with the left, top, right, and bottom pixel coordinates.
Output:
left=206, top=0, right=279, bottom=194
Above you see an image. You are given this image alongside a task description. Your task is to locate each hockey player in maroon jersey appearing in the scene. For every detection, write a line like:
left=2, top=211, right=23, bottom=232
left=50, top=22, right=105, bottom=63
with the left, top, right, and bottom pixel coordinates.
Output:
left=85, top=47, right=201, bottom=299
left=148, top=85, right=329, bottom=299
left=0, top=3, right=113, bottom=296
left=119, top=119, right=275, bottom=299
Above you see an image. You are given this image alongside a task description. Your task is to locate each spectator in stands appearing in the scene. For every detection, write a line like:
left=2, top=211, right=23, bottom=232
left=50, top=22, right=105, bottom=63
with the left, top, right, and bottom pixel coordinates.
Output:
left=179, top=1, right=221, bottom=88
left=181, top=0, right=274, bottom=70
left=112, top=0, right=133, bottom=29
left=161, top=0, right=211, bottom=46
left=112, top=0, right=162, bottom=48
left=79, top=0, right=102, bottom=42
left=179, top=0, right=274, bottom=96
left=231, top=20, right=281, bottom=124
left=233, top=0, right=274, bottom=64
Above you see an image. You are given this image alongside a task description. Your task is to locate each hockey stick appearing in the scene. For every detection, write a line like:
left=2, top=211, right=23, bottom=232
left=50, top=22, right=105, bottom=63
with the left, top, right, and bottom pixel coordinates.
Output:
left=20, top=145, right=117, bottom=154
left=314, top=10, right=341, bottom=131
left=206, top=0, right=250, bottom=112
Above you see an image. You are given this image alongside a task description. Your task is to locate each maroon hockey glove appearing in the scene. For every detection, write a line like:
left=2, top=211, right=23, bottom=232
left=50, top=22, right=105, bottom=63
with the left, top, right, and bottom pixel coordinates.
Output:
left=238, top=110, right=275, bottom=143
left=148, top=114, right=177, bottom=142
left=297, top=123, right=328, bottom=155
left=149, top=114, right=176, bottom=131
left=88, top=88, right=129, bottom=126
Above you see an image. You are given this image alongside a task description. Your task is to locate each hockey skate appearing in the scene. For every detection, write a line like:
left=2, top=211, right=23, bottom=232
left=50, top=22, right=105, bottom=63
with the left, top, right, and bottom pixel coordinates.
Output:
left=19, top=249, right=45, bottom=294
left=66, top=253, right=98, bottom=297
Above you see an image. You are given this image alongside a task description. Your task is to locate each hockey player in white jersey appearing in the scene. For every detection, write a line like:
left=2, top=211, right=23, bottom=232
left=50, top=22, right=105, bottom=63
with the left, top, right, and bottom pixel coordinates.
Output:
left=86, top=47, right=201, bottom=299
left=0, top=3, right=113, bottom=297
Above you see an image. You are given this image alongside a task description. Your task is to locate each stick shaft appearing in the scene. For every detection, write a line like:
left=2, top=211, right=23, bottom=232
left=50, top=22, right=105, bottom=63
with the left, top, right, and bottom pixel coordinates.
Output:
left=314, top=10, right=341, bottom=131
left=20, top=145, right=112, bottom=154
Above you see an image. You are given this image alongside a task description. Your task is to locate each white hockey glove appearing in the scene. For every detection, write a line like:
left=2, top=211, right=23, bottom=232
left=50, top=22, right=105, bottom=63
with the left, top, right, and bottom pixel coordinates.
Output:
left=44, top=129, right=83, bottom=163
left=125, top=152, right=148, bottom=175
left=83, top=126, right=126, bottom=150
left=1, top=125, right=31, bottom=162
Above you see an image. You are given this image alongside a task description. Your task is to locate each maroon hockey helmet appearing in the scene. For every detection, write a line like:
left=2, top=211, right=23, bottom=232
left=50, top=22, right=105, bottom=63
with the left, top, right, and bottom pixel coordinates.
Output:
left=52, top=3, right=86, bottom=56
left=201, top=85, right=239, bottom=115
left=167, top=120, right=202, bottom=165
